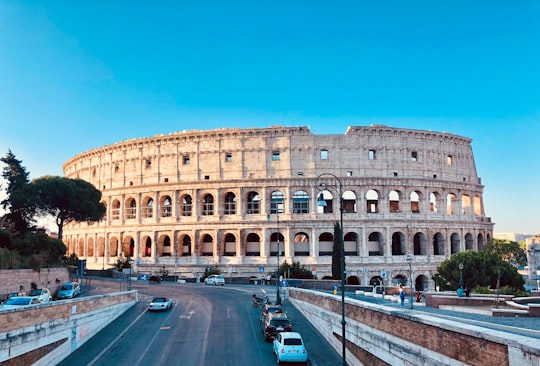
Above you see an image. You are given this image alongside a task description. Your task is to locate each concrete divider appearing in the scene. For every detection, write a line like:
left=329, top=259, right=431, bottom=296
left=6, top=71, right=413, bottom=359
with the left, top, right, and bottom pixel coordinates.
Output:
left=0, top=291, right=137, bottom=365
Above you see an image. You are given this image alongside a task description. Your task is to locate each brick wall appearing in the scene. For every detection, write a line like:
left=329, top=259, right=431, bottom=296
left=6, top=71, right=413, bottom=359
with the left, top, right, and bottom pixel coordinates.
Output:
left=290, top=288, right=517, bottom=366
left=0, top=268, right=69, bottom=300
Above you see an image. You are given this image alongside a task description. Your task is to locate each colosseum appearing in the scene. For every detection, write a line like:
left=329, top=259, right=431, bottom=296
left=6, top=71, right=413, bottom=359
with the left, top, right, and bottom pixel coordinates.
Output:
left=62, top=124, right=493, bottom=290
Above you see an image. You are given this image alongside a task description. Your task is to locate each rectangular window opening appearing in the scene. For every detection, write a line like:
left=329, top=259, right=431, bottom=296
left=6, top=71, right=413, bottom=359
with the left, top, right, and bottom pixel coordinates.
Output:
left=411, top=151, right=418, bottom=161
left=320, top=149, right=329, bottom=160
left=368, top=150, right=376, bottom=160
left=272, top=151, right=280, bottom=161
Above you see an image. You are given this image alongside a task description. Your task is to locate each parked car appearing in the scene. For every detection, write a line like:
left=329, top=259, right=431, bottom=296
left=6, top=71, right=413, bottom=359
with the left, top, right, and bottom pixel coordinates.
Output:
left=260, top=303, right=285, bottom=323
left=56, top=282, right=81, bottom=299
left=28, top=288, right=52, bottom=303
left=273, top=332, right=308, bottom=364
left=204, top=274, right=225, bottom=286
left=148, top=297, right=173, bottom=312
left=149, top=275, right=162, bottom=284
left=0, top=296, right=41, bottom=310
left=262, top=312, right=292, bottom=341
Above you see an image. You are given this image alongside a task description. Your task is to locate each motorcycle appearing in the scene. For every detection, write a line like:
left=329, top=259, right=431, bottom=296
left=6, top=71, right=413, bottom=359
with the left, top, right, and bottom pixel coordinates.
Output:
left=252, top=292, right=270, bottom=307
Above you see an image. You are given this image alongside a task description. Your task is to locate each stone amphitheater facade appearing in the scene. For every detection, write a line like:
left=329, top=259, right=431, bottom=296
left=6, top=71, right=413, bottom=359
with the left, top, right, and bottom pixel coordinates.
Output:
left=62, top=124, right=493, bottom=290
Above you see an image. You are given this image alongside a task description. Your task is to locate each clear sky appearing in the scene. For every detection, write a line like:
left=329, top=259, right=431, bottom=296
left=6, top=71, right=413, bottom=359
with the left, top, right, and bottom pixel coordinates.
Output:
left=0, top=1, right=539, bottom=234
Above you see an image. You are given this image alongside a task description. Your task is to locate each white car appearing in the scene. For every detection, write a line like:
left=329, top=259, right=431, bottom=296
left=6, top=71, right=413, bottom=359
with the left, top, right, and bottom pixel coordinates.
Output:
left=27, top=288, right=52, bottom=303
left=148, top=297, right=173, bottom=312
left=1, top=296, right=41, bottom=310
left=56, top=282, right=81, bottom=299
left=204, top=274, right=225, bottom=286
left=273, top=332, right=308, bottom=364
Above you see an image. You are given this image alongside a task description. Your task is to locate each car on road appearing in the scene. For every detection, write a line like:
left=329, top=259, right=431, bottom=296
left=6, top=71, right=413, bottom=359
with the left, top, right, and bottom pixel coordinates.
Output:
left=56, top=282, right=81, bottom=299
left=260, top=303, right=285, bottom=323
left=273, top=332, right=308, bottom=364
left=149, top=275, right=162, bottom=284
left=0, top=296, right=41, bottom=310
left=204, top=274, right=225, bottom=286
left=148, top=297, right=173, bottom=312
left=28, top=288, right=52, bottom=303
left=262, top=312, right=292, bottom=341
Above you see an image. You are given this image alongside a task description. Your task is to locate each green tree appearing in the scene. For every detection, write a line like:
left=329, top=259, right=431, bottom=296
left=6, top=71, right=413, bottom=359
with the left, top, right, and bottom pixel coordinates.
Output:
left=483, top=239, right=527, bottom=268
left=332, top=222, right=344, bottom=280
left=32, top=176, right=106, bottom=240
left=1, top=150, right=37, bottom=235
left=0, top=229, right=14, bottom=249
left=14, top=231, right=67, bottom=267
left=433, top=248, right=525, bottom=293
left=279, top=260, right=314, bottom=279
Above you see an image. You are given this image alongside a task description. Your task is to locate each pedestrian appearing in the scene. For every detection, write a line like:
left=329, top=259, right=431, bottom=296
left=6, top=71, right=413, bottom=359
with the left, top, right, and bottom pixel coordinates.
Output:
left=399, top=285, right=405, bottom=307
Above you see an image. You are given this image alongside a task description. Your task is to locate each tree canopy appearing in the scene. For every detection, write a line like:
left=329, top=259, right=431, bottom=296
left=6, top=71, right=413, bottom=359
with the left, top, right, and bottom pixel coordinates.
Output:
left=433, top=242, right=525, bottom=292
left=32, top=176, right=106, bottom=240
left=0, top=150, right=37, bottom=234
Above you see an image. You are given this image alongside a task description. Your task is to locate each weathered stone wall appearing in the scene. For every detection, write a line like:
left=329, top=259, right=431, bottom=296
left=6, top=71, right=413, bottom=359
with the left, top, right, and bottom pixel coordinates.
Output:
left=0, top=268, right=69, bottom=300
left=289, top=288, right=540, bottom=366
left=61, top=125, right=494, bottom=284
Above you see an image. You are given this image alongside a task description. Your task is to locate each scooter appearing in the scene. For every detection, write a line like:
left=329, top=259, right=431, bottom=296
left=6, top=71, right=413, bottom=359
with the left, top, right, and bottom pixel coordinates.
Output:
left=252, top=293, right=270, bottom=307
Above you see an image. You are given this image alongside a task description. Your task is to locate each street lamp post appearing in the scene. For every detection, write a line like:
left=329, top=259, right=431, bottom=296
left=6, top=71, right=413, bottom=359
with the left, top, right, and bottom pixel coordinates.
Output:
left=459, top=262, right=464, bottom=288
left=315, top=173, right=346, bottom=366
left=406, top=255, right=414, bottom=309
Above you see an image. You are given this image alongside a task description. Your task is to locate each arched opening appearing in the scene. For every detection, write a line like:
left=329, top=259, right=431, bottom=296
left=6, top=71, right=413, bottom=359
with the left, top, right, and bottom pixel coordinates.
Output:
left=246, top=191, right=261, bottom=214
left=224, top=192, right=237, bottom=215
left=246, top=233, right=261, bottom=256
left=201, top=234, right=213, bottom=256
left=161, top=195, right=172, bottom=217
left=87, top=238, right=95, bottom=257
left=269, top=232, right=284, bottom=256
left=181, top=195, right=193, bottom=216
left=181, top=235, right=192, bottom=256
left=368, top=232, right=383, bottom=256
left=293, top=190, right=309, bottom=214
left=318, top=232, right=333, bottom=256
left=465, top=233, right=474, bottom=250
left=142, top=197, right=153, bottom=218
left=112, top=199, right=121, bottom=220
left=294, top=232, right=309, bottom=256
left=343, top=190, right=357, bottom=213
left=202, top=194, right=214, bottom=216
left=223, top=233, right=237, bottom=256
left=433, top=232, right=445, bottom=255
left=389, top=190, right=400, bottom=213
left=125, top=198, right=136, bottom=219
left=429, top=192, right=438, bottom=213
left=413, top=232, right=427, bottom=255
left=391, top=232, right=405, bottom=255
left=410, top=191, right=421, bottom=213
left=477, top=233, right=485, bottom=251
left=366, top=189, right=379, bottom=213
left=344, top=232, right=358, bottom=256
left=450, top=233, right=460, bottom=254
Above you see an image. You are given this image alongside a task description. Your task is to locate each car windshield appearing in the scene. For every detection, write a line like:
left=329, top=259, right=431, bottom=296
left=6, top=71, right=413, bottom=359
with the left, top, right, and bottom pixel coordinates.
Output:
left=61, top=284, right=73, bottom=290
left=5, top=297, right=31, bottom=305
left=152, top=298, right=166, bottom=303
left=271, top=319, right=290, bottom=327
left=28, top=289, right=42, bottom=296
left=284, top=338, right=303, bottom=346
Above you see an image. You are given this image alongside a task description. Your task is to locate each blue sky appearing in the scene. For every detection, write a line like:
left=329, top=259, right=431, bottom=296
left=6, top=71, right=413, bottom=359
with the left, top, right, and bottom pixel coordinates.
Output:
left=0, top=1, right=539, bottom=234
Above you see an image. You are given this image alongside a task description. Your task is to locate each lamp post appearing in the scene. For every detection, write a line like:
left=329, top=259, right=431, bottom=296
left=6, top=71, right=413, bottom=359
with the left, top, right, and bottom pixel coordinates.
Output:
left=315, top=173, right=346, bottom=366
left=406, top=255, right=413, bottom=309
left=459, top=262, right=464, bottom=288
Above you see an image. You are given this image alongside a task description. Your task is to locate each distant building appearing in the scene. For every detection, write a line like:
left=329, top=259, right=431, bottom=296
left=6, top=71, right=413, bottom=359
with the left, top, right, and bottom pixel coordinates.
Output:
left=62, top=125, right=493, bottom=290
left=494, top=232, right=532, bottom=242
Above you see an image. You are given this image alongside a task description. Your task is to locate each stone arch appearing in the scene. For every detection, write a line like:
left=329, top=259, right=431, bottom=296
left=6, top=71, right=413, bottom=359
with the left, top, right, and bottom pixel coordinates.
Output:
left=201, top=234, right=213, bottom=256
left=246, top=191, right=261, bottom=214
left=433, top=232, right=445, bottom=255
left=179, top=234, right=192, bottom=256
left=142, top=196, right=153, bottom=218
left=270, top=191, right=285, bottom=214
left=474, top=195, right=482, bottom=216
left=450, top=233, right=460, bottom=254
left=393, top=274, right=407, bottom=286
left=87, top=237, right=95, bottom=257
left=366, top=189, right=379, bottom=213
left=462, top=194, right=471, bottom=215
left=318, top=232, right=333, bottom=256
left=181, top=194, right=193, bottom=216
left=224, top=192, right=237, bottom=215
left=413, top=232, right=427, bottom=255
left=223, top=233, right=237, bottom=256
left=368, top=231, right=384, bottom=256
left=343, top=190, right=357, bottom=213
left=125, top=197, right=137, bottom=219
left=122, top=236, right=135, bottom=257
left=202, top=194, right=214, bottom=216
left=415, top=274, right=429, bottom=291
left=344, top=232, right=358, bottom=255
left=160, top=195, right=172, bottom=217
left=111, top=199, right=121, bottom=220
left=389, top=190, right=401, bottom=213
left=158, top=234, right=172, bottom=256
left=78, top=238, right=84, bottom=257
left=391, top=231, right=405, bottom=255
left=429, top=192, right=439, bottom=213
left=292, top=190, right=309, bottom=214
left=140, top=236, right=152, bottom=257
left=410, top=190, right=421, bottom=213
left=109, top=236, right=119, bottom=257
left=269, top=232, right=284, bottom=256
left=465, top=232, right=474, bottom=250
left=246, top=233, right=261, bottom=256
left=477, top=233, right=485, bottom=251
left=294, top=232, right=310, bottom=256
left=446, top=193, right=457, bottom=215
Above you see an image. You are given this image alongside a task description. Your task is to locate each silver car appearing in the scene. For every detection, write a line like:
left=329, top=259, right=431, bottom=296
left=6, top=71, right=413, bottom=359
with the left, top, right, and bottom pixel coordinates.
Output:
left=148, top=297, right=173, bottom=312
left=204, top=274, right=225, bottom=286
left=56, top=282, right=81, bottom=299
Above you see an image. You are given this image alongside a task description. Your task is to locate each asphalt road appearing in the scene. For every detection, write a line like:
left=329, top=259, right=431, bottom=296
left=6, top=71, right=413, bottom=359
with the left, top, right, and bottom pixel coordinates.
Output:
left=58, top=281, right=342, bottom=366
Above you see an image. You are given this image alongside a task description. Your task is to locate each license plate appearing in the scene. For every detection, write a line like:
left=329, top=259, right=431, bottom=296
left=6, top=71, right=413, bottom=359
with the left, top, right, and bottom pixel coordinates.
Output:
left=276, top=327, right=284, bottom=331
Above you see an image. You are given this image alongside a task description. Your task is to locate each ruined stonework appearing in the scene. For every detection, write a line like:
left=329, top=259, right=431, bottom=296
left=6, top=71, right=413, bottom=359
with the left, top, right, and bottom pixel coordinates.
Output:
left=62, top=125, right=493, bottom=289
